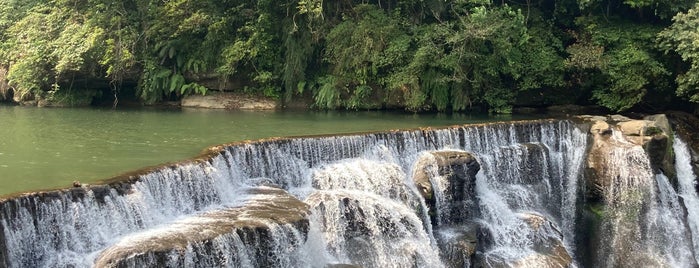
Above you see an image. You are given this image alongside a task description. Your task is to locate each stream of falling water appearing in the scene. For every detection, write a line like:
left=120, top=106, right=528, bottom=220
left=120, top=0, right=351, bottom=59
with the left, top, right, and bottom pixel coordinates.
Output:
left=4, top=120, right=697, bottom=267
left=673, top=137, right=699, bottom=264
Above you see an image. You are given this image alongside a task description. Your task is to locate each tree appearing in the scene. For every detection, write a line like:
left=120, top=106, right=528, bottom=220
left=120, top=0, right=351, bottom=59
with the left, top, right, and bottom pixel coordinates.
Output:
left=658, top=2, right=699, bottom=103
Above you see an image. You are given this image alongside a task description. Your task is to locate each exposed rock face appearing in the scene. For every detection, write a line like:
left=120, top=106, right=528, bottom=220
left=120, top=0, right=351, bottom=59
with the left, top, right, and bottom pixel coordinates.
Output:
left=93, top=186, right=309, bottom=267
left=305, top=190, right=435, bottom=267
left=0, top=66, right=9, bottom=101
left=515, top=213, right=572, bottom=268
left=474, top=213, right=572, bottom=268
left=412, top=150, right=480, bottom=225
left=668, top=111, right=699, bottom=181
left=435, top=224, right=478, bottom=268
left=181, top=91, right=277, bottom=110
left=581, top=114, right=672, bottom=198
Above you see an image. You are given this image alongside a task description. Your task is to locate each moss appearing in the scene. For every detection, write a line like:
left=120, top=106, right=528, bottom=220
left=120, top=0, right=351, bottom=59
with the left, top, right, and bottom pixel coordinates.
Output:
left=645, top=126, right=663, bottom=136
left=588, top=203, right=606, bottom=219
left=42, top=88, right=101, bottom=107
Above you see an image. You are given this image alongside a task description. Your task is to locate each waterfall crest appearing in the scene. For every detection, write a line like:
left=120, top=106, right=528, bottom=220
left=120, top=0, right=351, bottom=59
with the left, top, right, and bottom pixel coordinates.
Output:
left=1, top=118, right=698, bottom=267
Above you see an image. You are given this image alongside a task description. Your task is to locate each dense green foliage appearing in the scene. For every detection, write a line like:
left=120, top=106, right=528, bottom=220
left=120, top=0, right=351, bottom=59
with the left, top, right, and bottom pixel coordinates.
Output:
left=0, top=0, right=698, bottom=112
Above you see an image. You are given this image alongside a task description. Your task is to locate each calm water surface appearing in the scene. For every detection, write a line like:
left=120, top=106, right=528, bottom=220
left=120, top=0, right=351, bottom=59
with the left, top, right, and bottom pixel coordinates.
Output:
left=0, top=105, right=535, bottom=196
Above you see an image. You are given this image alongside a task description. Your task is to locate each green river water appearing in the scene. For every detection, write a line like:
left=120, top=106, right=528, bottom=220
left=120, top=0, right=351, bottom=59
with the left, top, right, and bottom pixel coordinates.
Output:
left=0, top=105, right=534, bottom=196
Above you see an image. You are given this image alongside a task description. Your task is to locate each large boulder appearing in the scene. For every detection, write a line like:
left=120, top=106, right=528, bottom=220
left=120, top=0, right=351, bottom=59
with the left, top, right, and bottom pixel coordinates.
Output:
left=93, top=186, right=309, bottom=267
left=412, top=150, right=480, bottom=225
left=580, top=114, right=669, bottom=199
left=181, top=91, right=277, bottom=110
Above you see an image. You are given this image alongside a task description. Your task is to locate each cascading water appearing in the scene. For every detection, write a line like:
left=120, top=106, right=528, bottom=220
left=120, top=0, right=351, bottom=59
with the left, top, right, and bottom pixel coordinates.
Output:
left=591, top=129, right=697, bottom=268
left=673, top=137, right=699, bottom=264
left=2, top=118, right=697, bottom=267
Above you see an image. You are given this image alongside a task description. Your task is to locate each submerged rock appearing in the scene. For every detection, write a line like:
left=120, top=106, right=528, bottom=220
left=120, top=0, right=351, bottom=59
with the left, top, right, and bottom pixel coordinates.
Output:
left=93, top=186, right=309, bottom=267
left=412, top=150, right=480, bottom=225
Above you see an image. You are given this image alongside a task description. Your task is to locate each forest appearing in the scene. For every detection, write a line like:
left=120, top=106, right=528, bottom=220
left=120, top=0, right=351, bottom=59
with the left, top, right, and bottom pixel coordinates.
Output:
left=0, top=0, right=699, bottom=113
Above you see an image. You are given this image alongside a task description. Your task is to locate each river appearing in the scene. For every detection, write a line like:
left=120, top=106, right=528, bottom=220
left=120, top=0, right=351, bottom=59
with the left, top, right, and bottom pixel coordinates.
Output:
left=0, top=105, right=531, bottom=196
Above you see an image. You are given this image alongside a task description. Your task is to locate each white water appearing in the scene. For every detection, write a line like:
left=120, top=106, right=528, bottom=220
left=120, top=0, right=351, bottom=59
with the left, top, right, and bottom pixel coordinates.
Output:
left=674, top=137, right=699, bottom=264
left=14, top=120, right=699, bottom=268
left=595, top=130, right=697, bottom=268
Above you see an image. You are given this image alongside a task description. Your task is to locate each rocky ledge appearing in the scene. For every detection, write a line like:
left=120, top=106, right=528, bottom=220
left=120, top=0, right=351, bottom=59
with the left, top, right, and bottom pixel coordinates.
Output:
left=181, top=91, right=277, bottom=110
left=93, top=186, right=309, bottom=267
left=578, top=114, right=673, bottom=199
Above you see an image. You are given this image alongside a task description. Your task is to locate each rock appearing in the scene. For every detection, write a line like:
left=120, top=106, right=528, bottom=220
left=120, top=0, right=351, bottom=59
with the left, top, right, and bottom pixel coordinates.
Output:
left=93, top=186, right=310, bottom=267
left=547, top=105, right=604, bottom=115
left=513, top=107, right=541, bottom=114
left=181, top=91, right=277, bottom=110
left=667, top=111, right=699, bottom=177
left=325, top=264, right=361, bottom=268
left=474, top=213, right=572, bottom=268
left=644, top=114, right=671, bottom=136
left=312, top=159, right=411, bottom=202
left=577, top=115, right=608, bottom=123
left=590, top=120, right=611, bottom=135
left=0, top=66, right=9, bottom=101
left=305, top=190, right=430, bottom=267
left=412, top=150, right=480, bottom=225
left=644, top=134, right=673, bottom=176
left=608, top=114, right=632, bottom=123
left=617, top=120, right=656, bottom=136
left=435, top=224, right=479, bottom=268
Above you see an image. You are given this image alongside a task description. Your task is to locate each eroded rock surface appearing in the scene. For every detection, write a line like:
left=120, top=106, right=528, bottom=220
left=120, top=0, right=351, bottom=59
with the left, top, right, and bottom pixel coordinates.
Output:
left=181, top=91, right=277, bottom=110
left=579, top=114, right=671, bottom=198
left=94, top=186, right=309, bottom=267
left=412, top=150, right=480, bottom=225
left=474, top=213, right=572, bottom=268
left=435, top=224, right=478, bottom=268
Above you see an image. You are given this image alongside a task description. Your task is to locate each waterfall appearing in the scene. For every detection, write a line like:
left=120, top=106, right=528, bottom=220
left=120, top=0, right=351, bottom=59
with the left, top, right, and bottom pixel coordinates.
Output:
left=592, top=129, right=697, bottom=268
left=674, top=136, right=699, bottom=264
left=0, top=119, right=645, bottom=268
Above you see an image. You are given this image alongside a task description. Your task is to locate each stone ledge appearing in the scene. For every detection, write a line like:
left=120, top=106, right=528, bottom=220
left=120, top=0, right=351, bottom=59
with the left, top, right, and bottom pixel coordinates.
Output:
left=181, top=91, right=278, bottom=110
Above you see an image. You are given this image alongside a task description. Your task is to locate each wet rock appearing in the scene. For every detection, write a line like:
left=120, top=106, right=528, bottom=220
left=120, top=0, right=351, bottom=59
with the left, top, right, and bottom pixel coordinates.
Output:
left=181, top=91, right=277, bottom=110
left=312, top=159, right=411, bottom=203
left=581, top=115, right=669, bottom=199
left=668, top=111, right=699, bottom=178
left=435, top=224, right=478, bottom=268
left=474, top=213, right=572, bottom=268
left=496, top=143, right=550, bottom=185
left=93, top=186, right=310, bottom=267
left=518, top=213, right=572, bottom=267
left=325, top=264, right=361, bottom=268
left=412, top=150, right=480, bottom=225
left=305, top=190, right=431, bottom=267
